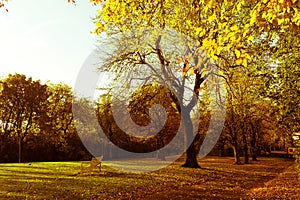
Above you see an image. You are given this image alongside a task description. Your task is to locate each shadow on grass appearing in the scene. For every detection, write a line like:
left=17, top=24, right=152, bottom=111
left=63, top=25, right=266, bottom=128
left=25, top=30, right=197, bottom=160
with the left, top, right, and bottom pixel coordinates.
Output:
left=0, top=157, right=297, bottom=200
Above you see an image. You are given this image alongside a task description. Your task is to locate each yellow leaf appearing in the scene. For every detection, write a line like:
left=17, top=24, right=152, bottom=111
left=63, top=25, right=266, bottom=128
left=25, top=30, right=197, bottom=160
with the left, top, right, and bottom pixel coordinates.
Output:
left=242, top=58, right=248, bottom=67
left=235, top=49, right=241, bottom=58
left=189, top=69, right=195, bottom=75
left=236, top=57, right=243, bottom=65
left=278, top=18, right=285, bottom=25
left=248, top=35, right=255, bottom=42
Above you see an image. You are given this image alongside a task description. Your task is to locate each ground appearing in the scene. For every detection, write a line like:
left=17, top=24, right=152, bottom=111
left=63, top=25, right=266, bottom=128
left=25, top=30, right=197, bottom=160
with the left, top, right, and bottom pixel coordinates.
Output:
left=0, top=156, right=299, bottom=199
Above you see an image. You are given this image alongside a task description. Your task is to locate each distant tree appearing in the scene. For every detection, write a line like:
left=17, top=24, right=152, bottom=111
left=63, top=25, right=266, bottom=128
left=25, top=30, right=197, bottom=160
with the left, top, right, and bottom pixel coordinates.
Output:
left=45, top=84, right=73, bottom=159
left=128, top=83, right=181, bottom=160
left=73, top=97, right=104, bottom=158
left=0, top=74, right=50, bottom=163
left=270, top=32, right=300, bottom=144
left=96, top=84, right=181, bottom=156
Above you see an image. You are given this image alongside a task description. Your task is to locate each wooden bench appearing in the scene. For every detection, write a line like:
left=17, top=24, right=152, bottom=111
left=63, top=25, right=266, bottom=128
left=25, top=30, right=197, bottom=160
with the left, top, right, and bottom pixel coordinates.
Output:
left=80, top=156, right=103, bottom=175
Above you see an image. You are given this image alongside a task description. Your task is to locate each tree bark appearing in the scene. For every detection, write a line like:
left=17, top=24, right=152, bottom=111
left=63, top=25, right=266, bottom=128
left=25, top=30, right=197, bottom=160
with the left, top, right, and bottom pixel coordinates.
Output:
left=219, top=143, right=225, bottom=157
left=242, top=127, right=249, bottom=164
left=243, top=134, right=249, bottom=164
left=18, top=134, right=22, bottom=163
left=229, top=106, right=241, bottom=164
left=233, top=143, right=241, bottom=164
left=182, top=113, right=200, bottom=168
left=182, top=142, right=200, bottom=168
left=250, top=122, right=258, bottom=161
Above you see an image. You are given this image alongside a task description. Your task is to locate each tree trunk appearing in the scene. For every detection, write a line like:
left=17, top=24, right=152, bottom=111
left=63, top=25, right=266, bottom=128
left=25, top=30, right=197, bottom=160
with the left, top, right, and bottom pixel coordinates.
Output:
left=233, top=144, right=241, bottom=164
left=233, top=127, right=241, bottom=164
left=18, top=134, right=22, bottom=163
left=182, top=113, right=200, bottom=168
left=183, top=143, right=200, bottom=168
left=242, top=130, right=249, bottom=164
left=219, top=143, right=225, bottom=157
left=230, top=112, right=241, bottom=164
left=250, top=123, right=258, bottom=161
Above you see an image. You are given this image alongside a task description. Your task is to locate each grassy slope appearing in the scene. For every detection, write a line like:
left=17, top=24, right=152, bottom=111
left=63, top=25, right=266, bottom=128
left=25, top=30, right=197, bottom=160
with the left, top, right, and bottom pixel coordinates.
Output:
left=0, top=157, right=299, bottom=199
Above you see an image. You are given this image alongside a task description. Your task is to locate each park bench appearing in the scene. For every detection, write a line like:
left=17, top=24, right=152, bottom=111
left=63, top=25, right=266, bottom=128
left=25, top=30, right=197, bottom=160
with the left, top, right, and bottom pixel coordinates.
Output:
left=80, top=156, right=103, bottom=175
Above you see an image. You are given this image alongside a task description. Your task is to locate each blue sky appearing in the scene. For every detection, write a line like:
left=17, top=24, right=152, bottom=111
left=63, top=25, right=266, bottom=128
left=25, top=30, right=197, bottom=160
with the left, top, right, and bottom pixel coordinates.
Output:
left=0, top=0, right=100, bottom=88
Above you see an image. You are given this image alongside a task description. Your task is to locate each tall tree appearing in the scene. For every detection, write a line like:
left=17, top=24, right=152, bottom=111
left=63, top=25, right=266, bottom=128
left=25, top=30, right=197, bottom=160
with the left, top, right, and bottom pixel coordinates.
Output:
left=45, top=83, right=79, bottom=160
left=271, top=32, right=300, bottom=141
left=0, top=74, right=50, bottom=163
left=90, top=0, right=300, bottom=168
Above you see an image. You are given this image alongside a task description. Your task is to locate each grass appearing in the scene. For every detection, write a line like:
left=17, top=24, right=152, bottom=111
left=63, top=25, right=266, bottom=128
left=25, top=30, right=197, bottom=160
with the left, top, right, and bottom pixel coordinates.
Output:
left=0, top=156, right=299, bottom=199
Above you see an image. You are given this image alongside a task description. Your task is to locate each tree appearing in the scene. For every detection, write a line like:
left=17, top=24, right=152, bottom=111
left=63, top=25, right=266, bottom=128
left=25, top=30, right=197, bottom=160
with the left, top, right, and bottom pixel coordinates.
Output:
left=270, top=32, right=300, bottom=141
left=0, top=74, right=50, bottom=163
left=45, top=83, right=85, bottom=160
left=73, top=97, right=104, bottom=158
left=96, top=26, right=221, bottom=167
left=128, top=84, right=181, bottom=160
left=90, top=0, right=300, bottom=168
left=96, top=83, right=181, bottom=154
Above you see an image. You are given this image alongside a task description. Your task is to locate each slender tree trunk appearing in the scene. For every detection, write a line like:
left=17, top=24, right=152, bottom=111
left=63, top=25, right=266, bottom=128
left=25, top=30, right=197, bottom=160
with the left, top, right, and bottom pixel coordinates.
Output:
left=229, top=107, right=241, bottom=164
left=241, top=122, right=249, bottom=164
left=242, top=132, right=249, bottom=164
left=18, top=134, right=22, bottom=163
left=250, top=123, right=258, bottom=161
left=233, top=142, right=241, bottom=164
left=232, top=119, right=241, bottom=164
left=219, top=143, right=225, bottom=157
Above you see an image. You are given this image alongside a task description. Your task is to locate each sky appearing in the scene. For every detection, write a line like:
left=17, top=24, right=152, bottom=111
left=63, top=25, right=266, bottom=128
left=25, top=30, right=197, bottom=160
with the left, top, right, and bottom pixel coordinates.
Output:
left=0, top=0, right=101, bottom=89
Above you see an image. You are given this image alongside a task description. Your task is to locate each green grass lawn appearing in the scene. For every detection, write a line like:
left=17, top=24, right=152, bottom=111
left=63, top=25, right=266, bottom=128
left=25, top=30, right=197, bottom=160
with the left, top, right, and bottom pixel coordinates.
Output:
left=0, top=157, right=299, bottom=199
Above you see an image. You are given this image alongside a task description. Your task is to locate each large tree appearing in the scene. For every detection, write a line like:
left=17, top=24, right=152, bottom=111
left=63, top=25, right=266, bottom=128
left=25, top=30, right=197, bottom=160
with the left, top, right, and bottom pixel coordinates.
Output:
left=91, top=0, right=300, bottom=168
left=270, top=32, right=300, bottom=141
left=0, top=74, right=50, bottom=163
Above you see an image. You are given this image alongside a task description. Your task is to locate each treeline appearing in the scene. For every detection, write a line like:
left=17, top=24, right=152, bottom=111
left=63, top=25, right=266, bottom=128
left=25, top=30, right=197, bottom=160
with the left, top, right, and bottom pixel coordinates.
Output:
left=0, top=74, right=94, bottom=163
left=0, top=72, right=298, bottom=164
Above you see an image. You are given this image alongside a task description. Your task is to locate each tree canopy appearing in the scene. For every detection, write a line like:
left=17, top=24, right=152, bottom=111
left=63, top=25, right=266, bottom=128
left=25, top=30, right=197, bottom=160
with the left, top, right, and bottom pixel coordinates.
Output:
left=93, top=0, right=300, bottom=66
